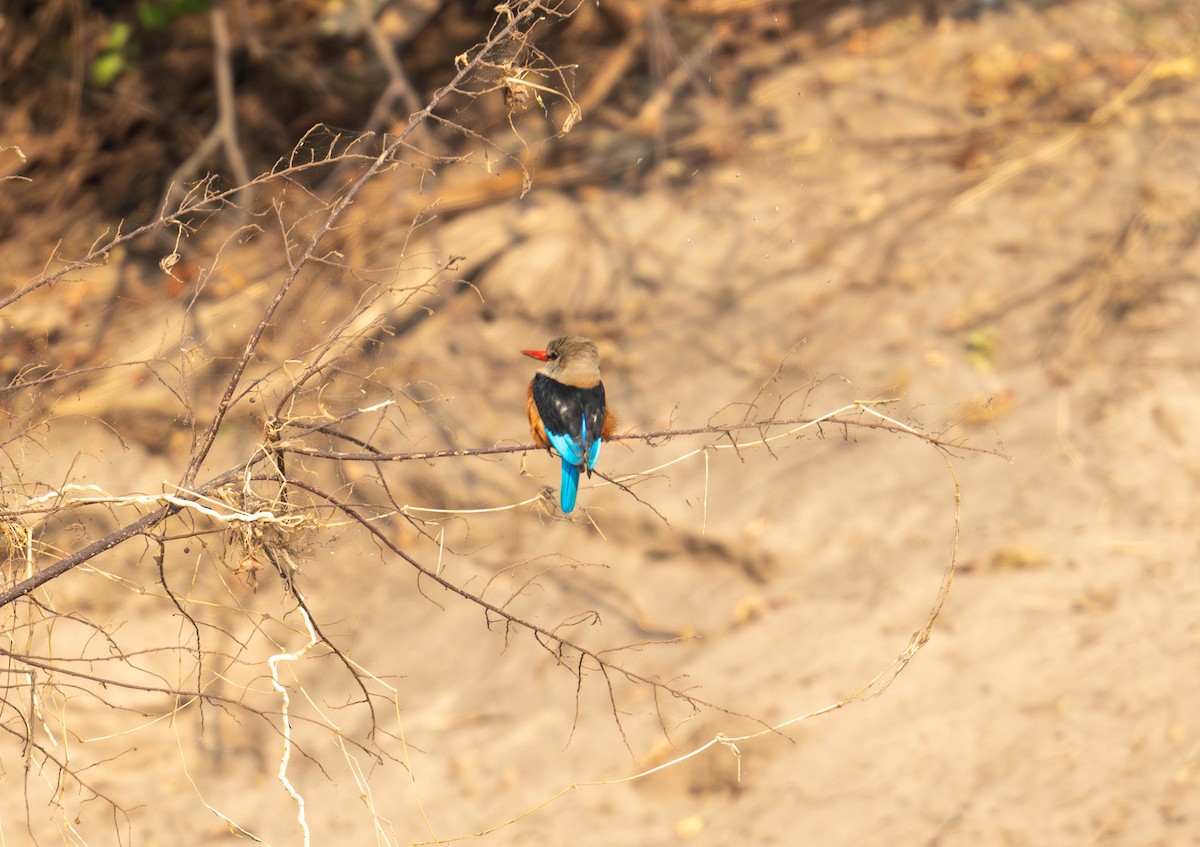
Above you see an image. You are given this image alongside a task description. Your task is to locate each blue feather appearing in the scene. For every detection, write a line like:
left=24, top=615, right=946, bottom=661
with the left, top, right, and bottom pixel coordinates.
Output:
left=545, top=428, right=582, bottom=466
left=559, top=459, right=580, bottom=512
left=543, top=413, right=608, bottom=512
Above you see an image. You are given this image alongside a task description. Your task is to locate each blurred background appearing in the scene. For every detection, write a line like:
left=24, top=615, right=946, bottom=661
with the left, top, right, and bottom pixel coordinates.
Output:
left=2, top=0, right=1199, bottom=844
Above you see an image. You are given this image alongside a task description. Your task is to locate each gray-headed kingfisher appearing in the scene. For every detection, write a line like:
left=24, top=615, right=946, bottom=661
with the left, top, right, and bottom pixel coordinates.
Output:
left=522, top=336, right=617, bottom=513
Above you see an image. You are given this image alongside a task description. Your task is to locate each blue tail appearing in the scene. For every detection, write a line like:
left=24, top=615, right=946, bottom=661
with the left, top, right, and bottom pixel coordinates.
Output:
left=545, top=413, right=602, bottom=513
left=559, top=459, right=580, bottom=513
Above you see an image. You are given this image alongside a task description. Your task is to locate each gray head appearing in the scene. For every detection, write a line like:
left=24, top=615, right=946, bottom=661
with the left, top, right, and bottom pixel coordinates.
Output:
left=521, top=335, right=602, bottom=384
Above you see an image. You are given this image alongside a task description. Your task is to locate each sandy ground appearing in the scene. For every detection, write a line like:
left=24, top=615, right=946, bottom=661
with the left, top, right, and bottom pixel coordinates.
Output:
left=2, top=1, right=1200, bottom=845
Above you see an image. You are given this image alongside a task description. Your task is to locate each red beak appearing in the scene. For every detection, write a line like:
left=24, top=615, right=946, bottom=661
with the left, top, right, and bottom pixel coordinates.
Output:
left=521, top=348, right=548, bottom=361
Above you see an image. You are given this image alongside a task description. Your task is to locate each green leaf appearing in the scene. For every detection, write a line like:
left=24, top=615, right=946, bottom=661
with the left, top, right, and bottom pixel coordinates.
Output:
left=91, top=52, right=127, bottom=87
left=139, top=3, right=169, bottom=29
left=102, top=22, right=132, bottom=51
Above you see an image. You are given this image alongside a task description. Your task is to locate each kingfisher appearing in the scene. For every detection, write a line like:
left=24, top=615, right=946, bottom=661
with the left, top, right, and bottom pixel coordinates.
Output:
left=522, top=335, right=617, bottom=513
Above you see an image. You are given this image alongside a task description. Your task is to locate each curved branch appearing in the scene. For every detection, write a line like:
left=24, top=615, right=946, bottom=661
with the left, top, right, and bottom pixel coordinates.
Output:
left=275, top=410, right=1008, bottom=463
left=0, top=458, right=262, bottom=610
left=285, top=477, right=776, bottom=748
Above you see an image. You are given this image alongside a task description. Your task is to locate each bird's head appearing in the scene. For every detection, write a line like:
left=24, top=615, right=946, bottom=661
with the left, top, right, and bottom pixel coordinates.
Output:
left=522, top=336, right=601, bottom=380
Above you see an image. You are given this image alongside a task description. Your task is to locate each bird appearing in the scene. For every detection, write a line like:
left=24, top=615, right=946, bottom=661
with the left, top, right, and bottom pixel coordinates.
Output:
left=522, top=335, right=617, bottom=513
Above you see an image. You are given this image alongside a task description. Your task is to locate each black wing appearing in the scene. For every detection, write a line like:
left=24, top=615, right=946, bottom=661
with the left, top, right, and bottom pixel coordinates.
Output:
left=532, top=373, right=607, bottom=463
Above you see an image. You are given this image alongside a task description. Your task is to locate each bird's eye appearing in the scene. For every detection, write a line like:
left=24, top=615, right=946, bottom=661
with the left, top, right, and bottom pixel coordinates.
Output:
left=547, top=351, right=558, bottom=360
